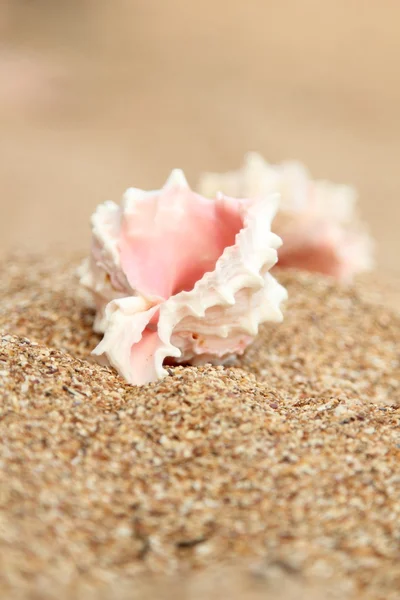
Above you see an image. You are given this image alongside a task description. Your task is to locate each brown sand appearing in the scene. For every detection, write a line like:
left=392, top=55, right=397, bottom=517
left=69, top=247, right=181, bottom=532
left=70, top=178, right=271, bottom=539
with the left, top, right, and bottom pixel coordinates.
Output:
left=0, top=255, right=399, bottom=600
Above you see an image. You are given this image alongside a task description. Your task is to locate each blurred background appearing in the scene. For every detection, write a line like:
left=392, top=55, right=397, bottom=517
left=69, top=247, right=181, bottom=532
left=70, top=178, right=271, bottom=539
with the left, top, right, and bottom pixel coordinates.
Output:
left=0, top=0, right=399, bottom=273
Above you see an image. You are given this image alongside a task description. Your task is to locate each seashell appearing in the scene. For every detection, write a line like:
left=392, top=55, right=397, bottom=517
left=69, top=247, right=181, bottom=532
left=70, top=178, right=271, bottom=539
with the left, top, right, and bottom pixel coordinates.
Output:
left=198, top=152, right=374, bottom=281
left=80, top=170, right=287, bottom=385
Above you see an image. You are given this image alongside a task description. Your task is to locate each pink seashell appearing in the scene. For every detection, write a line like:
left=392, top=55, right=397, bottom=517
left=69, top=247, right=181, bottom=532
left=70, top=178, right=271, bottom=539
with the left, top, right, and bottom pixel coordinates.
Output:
left=198, top=153, right=374, bottom=281
left=80, top=170, right=287, bottom=385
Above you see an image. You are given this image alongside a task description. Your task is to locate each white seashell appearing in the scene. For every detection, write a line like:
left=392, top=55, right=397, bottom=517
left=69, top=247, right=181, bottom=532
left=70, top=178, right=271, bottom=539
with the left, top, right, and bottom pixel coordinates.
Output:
left=80, top=170, right=287, bottom=385
left=198, top=152, right=374, bottom=281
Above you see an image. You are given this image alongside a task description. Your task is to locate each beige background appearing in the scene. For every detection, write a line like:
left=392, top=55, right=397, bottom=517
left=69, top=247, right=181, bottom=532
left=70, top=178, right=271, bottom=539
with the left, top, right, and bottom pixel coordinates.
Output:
left=0, top=0, right=399, bottom=273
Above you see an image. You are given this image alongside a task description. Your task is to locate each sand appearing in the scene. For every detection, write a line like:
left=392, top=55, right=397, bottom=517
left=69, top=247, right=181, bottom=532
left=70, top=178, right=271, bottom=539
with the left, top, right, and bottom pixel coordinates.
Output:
left=0, top=255, right=399, bottom=600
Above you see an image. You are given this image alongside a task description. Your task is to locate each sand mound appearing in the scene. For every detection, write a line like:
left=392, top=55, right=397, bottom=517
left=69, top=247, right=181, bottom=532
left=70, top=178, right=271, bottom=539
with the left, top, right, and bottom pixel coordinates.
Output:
left=0, top=255, right=399, bottom=599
